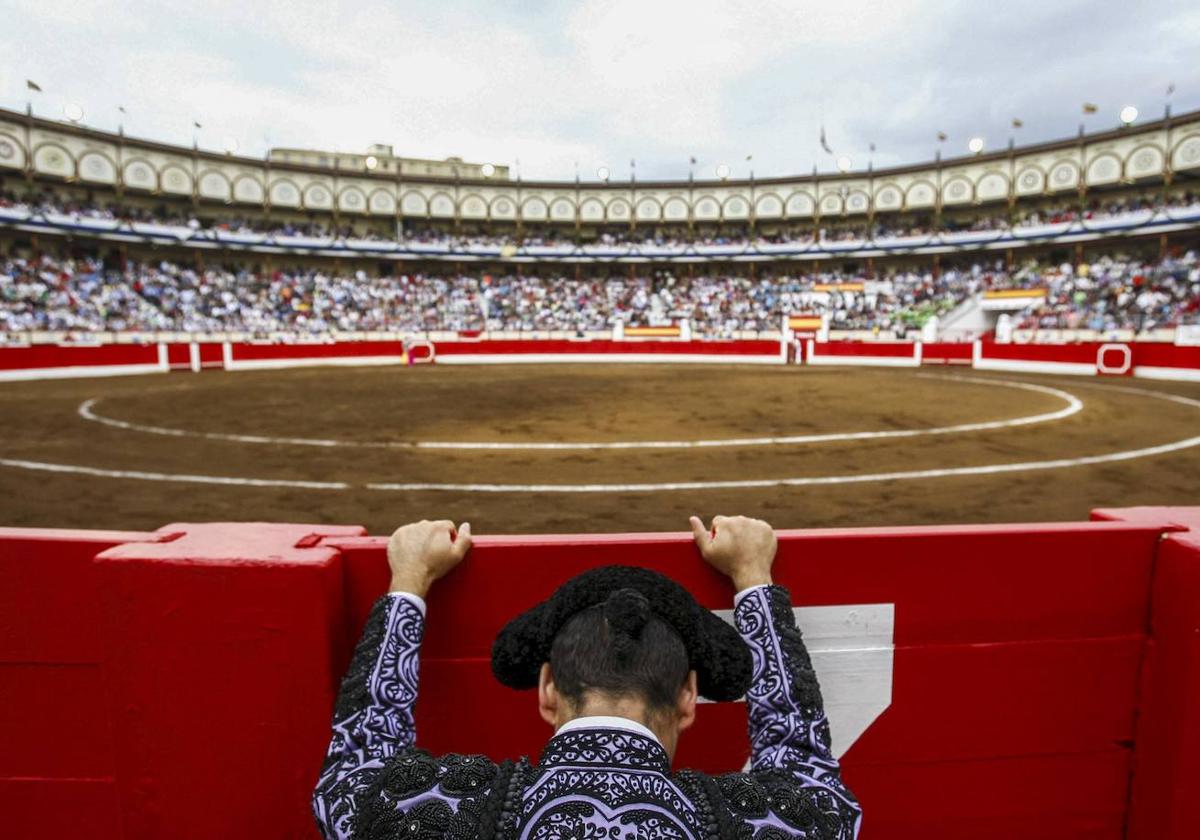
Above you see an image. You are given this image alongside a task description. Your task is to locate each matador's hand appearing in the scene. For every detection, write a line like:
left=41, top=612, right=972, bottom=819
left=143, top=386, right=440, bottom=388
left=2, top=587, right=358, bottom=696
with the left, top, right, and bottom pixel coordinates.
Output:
left=387, top=519, right=472, bottom=598
left=689, top=514, right=776, bottom=592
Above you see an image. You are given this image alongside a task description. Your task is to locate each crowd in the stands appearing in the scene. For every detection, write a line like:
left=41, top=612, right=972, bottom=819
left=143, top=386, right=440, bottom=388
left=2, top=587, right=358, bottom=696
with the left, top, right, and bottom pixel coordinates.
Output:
left=2, top=250, right=1197, bottom=336
left=2, top=189, right=1197, bottom=250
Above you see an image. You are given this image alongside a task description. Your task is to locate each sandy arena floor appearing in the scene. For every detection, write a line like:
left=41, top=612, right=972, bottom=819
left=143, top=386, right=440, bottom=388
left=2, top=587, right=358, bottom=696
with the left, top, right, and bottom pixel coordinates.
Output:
left=1, top=364, right=1198, bottom=535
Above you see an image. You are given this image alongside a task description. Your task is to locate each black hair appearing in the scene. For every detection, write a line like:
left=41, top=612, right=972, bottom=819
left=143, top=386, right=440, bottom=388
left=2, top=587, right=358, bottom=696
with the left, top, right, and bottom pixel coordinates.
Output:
left=548, top=588, right=690, bottom=712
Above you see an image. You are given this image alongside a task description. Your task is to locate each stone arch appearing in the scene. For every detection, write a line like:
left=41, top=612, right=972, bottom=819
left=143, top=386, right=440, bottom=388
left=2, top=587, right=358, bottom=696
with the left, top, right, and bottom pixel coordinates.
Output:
left=635, top=196, right=662, bottom=222
left=723, top=194, right=750, bottom=220
left=1047, top=160, right=1080, bottom=192
left=0, top=133, right=26, bottom=169
left=520, top=196, right=549, bottom=221
left=269, top=178, right=301, bottom=207
left=400, top=191, right=429, bottom=216
left=233, top=175, right=264, bottom=204
left=303, top=182, right=335, bottom=210
left=1170, top=132, right=1200, bottom=171
left=488, top=194, right=516, bottom=220
left=606, top=197, right=631, bottom=221
left=904, top=179, right=937, bottom=209
left=819, top=193, right=844, bottom=215
left=975, top=171, right=1009, bottom=203
left=368, top=188, right=396, bottom=215
left=337, top=186, right=368, bottom=214
left=427, top=191, right=455, bottom=218
left=1014, top=165, right=1045, bottom=196
left=844, top=190, right=870, bottom=215
left=549, top=197, right=576, bottom=222
left=197, top=169, right=233, bottom=202
left=1124, top=143, right=1165, bottom=180
left=31, top=142, right=75, bottom=179
left=754, top=192, right=784, bottom=219
left=873, top=184, right=903, bottom=211
left=160, top=165, right=192, bottom=196
left=942, top=176, right=974, bottom=206
left=122, top=157, right=157, bottom=191
left=1085, top=153, right=1122, bottom=186
left=459, top=192, right=488, bottom=219
left=578, top=197, right=605, bottom=222
left=693, top=194, right=720, bottom=221
left=78, top=150, right=117, bottom=184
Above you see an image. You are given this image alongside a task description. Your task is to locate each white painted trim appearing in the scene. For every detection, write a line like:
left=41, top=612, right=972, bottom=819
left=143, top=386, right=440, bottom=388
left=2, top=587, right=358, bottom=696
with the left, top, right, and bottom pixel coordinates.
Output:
left=973, top=357, right=1097, bottom=376
left=710, top=603, right=894, bottom=759
left=1096, top=343, right=1132, bottom=375
left=0, top=363, right=165, bottom=382
left=9, top=376, right=1197, bottom=492
left=434, top=352, right=785, bottom=365
left=156, top=343, right=170, bottom=372
left=75, top=375, right=1082, bottom=451
left=188, top=342, right=201, bottom=373
left=1133, top=365, right=1200, bottom=382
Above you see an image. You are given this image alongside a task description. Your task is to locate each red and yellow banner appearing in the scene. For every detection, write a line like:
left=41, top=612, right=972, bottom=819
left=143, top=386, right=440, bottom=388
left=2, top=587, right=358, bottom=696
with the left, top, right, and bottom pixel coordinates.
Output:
left=984, top=288, right=1047, bottom=299
left=624, top=326, right=681, bottom=337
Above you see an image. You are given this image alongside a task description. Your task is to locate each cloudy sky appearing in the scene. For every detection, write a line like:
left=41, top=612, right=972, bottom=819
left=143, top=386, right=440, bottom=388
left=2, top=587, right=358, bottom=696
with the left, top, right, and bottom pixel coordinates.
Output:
left=1, top=0, right=1196, bottom=181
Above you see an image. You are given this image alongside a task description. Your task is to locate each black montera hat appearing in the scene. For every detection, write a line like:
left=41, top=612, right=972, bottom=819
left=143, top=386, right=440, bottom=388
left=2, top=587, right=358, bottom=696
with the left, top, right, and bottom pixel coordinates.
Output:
left=491, top=565, right=752, bottom=702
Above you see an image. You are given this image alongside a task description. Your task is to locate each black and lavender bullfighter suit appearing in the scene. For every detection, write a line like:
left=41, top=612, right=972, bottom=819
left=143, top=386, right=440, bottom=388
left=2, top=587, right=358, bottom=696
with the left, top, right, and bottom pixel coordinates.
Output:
left=313, top=582, right=862, bottom=839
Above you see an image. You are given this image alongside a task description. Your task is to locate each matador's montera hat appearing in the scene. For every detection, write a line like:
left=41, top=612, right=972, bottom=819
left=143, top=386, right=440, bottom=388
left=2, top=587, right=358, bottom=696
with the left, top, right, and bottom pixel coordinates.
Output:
left=491, top=565, right=752, bottom=702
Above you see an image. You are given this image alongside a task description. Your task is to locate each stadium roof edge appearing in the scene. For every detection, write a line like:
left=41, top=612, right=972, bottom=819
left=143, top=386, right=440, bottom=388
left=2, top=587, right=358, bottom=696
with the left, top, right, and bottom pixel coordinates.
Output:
left=1, top=104, right=1197, bottom=190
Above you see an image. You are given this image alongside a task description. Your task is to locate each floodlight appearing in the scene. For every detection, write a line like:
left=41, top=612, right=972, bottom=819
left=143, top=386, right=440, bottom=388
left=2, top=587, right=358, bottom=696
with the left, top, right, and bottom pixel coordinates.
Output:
left=63, top=102, right=84, bottom=123
left=836, top=155, right=852, bottom=173
left=1119, top=105, right=1138, bottom=125
left=365, top=155, right=379, bottom=170
left=596, top=165, right=610, bottom=181
left=715, top=163, right=730, bottom=179
left=480, top=162, right=495, bottom=177
left=222, top=137, right=239, bottom=154
left=968, top=136, right=984, bottom=154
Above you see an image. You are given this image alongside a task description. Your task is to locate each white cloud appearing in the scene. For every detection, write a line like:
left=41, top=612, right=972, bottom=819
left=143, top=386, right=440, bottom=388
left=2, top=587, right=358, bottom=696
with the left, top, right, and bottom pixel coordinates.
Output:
left=0, top=0, right=1196, bottom=180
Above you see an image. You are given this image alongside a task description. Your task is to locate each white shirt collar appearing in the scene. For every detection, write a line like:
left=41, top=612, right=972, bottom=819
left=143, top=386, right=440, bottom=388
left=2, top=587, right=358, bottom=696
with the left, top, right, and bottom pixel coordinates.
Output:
left=556, top=715, right=661, bottom=745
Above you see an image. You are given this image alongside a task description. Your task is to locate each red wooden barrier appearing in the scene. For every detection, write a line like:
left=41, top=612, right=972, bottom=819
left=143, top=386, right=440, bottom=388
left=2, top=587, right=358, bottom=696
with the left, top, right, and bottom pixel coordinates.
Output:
left=4, top=511, right=1200, bottom=838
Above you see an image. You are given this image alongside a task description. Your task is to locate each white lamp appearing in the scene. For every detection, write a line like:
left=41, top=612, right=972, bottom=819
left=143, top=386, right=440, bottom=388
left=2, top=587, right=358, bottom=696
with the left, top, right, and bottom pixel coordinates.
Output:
left=715, top=163, right=730, bottom=179
left=1119, top=105, right=1138, bottom=125
left=63, top=102, right=84, bottom=123
left=968, top=136, right=984, bottom=154
left=836, top=155, right=852, bottom=173
left=596, top=165, right=610, bottom=181
left=365, top=155, right=379, bottom=170
left=480, top=162, right=495, bottom=177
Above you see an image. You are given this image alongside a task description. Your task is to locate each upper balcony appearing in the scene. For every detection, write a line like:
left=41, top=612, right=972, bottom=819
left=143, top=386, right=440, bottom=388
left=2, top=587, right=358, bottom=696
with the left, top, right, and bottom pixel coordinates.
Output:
left=1, top=106, right=1198, bottom=228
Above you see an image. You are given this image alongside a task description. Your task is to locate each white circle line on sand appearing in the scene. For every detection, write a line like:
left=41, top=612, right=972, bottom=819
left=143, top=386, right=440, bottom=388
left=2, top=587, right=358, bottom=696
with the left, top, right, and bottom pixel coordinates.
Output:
left=76, top=374, right=1083, bottom=451
left=1, top=377, right=1195, bottom=493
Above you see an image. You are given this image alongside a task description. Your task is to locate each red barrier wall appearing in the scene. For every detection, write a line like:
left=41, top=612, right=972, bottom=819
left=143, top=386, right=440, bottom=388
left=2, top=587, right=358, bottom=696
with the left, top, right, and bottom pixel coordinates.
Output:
left=4, top=510, right=1200, bottom=839
left=807, top=340, right=921, bottom=367
left=431, top=338, right=785, bottom=364
left=2, top=338, right=1199, bottom=380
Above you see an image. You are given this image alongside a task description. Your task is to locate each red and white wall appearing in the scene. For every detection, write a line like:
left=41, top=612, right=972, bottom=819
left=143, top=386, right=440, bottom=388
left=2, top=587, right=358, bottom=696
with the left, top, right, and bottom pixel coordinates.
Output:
left=2, top=336, right=1199, bottom=382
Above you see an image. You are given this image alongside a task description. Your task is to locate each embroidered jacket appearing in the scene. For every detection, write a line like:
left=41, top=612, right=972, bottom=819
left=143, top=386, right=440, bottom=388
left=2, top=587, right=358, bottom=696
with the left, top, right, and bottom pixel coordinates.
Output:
left=313, top=585, right=862, bottom=838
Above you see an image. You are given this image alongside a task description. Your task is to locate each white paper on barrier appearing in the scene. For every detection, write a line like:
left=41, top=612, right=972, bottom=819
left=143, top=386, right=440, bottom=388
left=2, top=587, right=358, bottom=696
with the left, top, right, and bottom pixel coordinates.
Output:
left=709, top=603, right=895, bottom=760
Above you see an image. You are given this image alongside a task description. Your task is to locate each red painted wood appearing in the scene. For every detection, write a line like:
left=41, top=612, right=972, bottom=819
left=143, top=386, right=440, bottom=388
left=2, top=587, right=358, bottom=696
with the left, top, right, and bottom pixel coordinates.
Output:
left=1, top=779, right=123, bottom=840
left=229, top=339, right=404, bottom=361
left=431, top=338, right=781, bottom=357
left=164, top=342, right=191, bottom=369
left=0, top=344, right=159, bottom=371
left=1131, top=342, right=1200, bottom=370
left=197, top=341, right=224, bottom=367
left=1125, top=531, right=1200, bottom=840
left=810, top=341, right=916, bottom=358
left=921, top=342, right=974, bottom=364
left=847, top=751, right=1131, bottom=840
